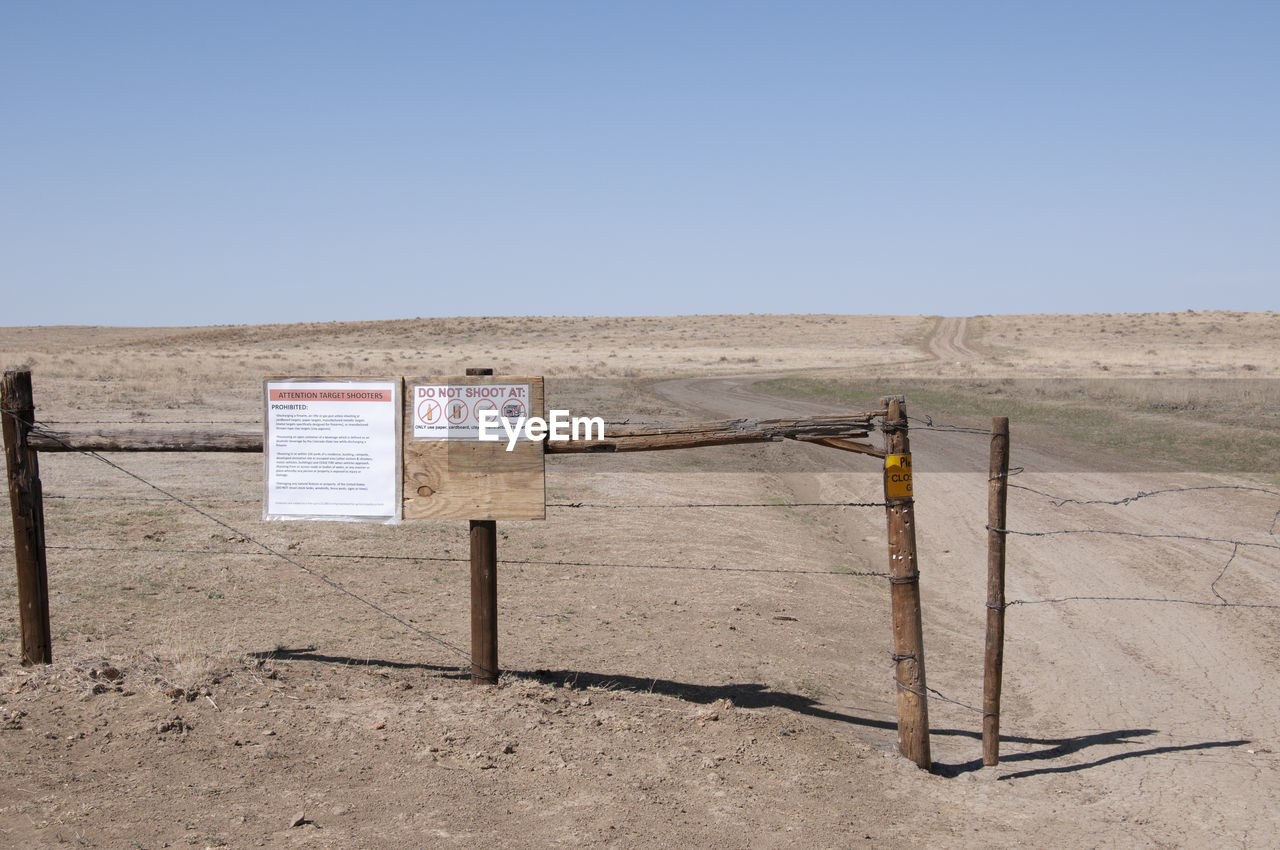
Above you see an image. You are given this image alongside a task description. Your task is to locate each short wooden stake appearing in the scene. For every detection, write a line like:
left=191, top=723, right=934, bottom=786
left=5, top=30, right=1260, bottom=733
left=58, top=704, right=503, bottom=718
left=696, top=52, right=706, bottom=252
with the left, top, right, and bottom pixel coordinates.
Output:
left=2, top=370, right=53, bottom=665
left=465, top=367, right=499, bottom=684
left=881, top=396, right=931, bottom=769
left=983, top=417, right=1010, bottom=765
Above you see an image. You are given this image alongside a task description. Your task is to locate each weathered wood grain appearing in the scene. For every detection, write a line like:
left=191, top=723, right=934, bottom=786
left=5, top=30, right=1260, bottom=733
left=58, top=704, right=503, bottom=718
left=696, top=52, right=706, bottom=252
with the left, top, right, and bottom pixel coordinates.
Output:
left=882, top=396, right=931, bottom=770
left=29, top=428, right=263, bottom=452
left=983, top=416, right=1010, bottom=766
left=402, top=376, right=546, bottom=521
left=30, top=414, right=878, bottom=458
left=2, top=371, right=53, bottom=665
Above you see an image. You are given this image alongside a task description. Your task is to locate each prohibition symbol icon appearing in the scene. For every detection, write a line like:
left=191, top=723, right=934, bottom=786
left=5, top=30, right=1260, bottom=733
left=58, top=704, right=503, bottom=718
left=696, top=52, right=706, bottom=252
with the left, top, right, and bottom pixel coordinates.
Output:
left=502, top=399, right=526, bottom=420
left=416, top=398, right=442, bottom=425
left=474, top=398, right=498, bottom=421
left=447, top=399, right=470, bottom=425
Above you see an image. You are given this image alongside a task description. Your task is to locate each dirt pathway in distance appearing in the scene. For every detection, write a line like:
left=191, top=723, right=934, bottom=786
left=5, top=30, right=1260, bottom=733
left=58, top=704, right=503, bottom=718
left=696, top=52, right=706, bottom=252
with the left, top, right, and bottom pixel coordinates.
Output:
left=928, top=316, right=980, bottom=364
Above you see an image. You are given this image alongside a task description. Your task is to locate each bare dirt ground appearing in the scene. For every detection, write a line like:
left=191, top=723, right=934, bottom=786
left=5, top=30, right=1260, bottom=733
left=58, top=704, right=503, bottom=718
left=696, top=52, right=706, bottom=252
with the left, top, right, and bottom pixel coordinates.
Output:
left=0, top=312, right=1278, bottom=848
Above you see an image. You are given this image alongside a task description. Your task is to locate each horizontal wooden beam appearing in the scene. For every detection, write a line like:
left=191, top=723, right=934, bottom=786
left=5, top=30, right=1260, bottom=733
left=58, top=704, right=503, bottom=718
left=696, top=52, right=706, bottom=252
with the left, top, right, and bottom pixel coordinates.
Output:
left=546, top=431, right=787, bottom=453
left=28, top=428, right=263, bottom=453
left=603, top=413, right=879, bottom=439
left=28, top=413, right=881, bottom=456
left=792, top=435, right=887, bottom=459
left=546, top=414, right=877, bottom=454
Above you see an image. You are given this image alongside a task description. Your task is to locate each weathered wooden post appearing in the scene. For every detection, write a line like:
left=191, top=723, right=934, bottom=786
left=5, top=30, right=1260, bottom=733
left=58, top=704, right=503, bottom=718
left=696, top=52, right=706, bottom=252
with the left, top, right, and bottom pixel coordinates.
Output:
left=983, top=416, right=1010, bottom=765
left=2, top=370, right=53, bottom=665
left=466, top=367, right=499, bottom=684
left=882, top=396, right=931, bottom=769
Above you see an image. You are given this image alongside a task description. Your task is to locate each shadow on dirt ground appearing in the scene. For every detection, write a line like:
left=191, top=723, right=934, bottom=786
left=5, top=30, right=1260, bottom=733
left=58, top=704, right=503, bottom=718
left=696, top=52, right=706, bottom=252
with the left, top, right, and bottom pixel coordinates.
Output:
left=254, top=648, right=1249, bottom=782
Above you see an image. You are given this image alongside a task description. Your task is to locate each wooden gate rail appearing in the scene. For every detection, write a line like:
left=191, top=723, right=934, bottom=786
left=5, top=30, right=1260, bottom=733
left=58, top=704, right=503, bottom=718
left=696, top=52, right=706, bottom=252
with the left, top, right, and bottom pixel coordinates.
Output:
left=25, top=413, right=884, bottom=455
left=4, top=369, right=932, bottom=769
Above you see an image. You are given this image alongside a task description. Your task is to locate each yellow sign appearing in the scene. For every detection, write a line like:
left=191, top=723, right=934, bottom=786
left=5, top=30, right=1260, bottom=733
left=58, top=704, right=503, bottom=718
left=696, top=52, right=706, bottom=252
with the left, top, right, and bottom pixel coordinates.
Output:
left=885, top=453, right=913, bottom=500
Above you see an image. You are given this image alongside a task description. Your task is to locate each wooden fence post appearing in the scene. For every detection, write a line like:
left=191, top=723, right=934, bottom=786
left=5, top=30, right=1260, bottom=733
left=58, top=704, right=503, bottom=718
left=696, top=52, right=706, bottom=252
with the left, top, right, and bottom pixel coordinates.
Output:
left=882, top=396, right=931, bottom=769
left=2, top=370, right=53, bottom=665
left=466, top=367, right=499, bottom=684
left=983, top=416, right=1010, bottom=765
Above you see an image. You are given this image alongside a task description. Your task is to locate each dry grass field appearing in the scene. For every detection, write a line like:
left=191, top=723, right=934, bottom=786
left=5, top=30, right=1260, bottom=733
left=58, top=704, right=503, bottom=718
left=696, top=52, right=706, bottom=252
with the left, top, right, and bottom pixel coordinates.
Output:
left=1, top=311, right=1278, bottom=847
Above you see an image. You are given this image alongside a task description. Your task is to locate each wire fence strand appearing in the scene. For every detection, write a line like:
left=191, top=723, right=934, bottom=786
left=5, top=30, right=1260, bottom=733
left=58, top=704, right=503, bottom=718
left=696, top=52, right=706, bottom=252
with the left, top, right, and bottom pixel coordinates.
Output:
left=45, top=494, right=260, bottom=504
left=10, top=398, right=1280, bottom=704
left=906, top=415, right=993, bottom=436
left=993, top=477, right=1280, bottom=612
left=1, top=543, right=890, bottom=579
left=1010, top=482, right=1280, bottom=508
left=42, top=493, right=886, bottom=510
left=548, top=501, right=887, bottom=509
left=2, top=405, right=473, bottom=667
left=989, top=524, right=1280, bottom=553
left=1003, top=595, right=1280, bottom=611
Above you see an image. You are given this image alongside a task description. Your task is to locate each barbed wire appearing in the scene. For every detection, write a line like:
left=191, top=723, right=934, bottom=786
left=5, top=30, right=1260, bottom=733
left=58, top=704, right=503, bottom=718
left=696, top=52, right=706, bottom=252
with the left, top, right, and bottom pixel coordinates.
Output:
left=548, top=501, right=886, bottom=509
left=1001, top=595, right=1280, bottom=611
left=42, top=493, right=886, bottom=510
left=45, top=494, right=259, bottom=504
left=991, top=479, right=1275, bottom=615
left=990, top=521, right=1279, bottom=609
left=499, top=556, right=889, bottom=577
left=6, top=543, right=889, bottom=579
left=1211, top=543, right=1240, bottom=603
left=990, top=468, right=1280, bottom=613
left=988, top=524, right=1280, bottom=553
left=33, top=544, right=467, bottom=564
left=11, top=398, right=1279, bottom=690
left=0, top=400, right=893, bottom=685
left=1010, top=482, right=1280, bottom=509
left=905, top=415, right=992, bottom=436
left=894, top=677, right=984, bottom=714
left=1, top=405, right=474, bottom=669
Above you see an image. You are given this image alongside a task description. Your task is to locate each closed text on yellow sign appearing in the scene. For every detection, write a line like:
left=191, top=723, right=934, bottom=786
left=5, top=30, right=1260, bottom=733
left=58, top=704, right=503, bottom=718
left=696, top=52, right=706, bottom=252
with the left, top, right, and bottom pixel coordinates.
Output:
left=885, top=453, right=913, bottom=500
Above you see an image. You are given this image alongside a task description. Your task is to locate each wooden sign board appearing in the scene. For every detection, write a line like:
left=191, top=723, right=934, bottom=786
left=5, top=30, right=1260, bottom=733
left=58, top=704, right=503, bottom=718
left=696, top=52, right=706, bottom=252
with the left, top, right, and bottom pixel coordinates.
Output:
left=402, top=376, right=546, bottom=521
left=262, top=377, right=403, bottom=523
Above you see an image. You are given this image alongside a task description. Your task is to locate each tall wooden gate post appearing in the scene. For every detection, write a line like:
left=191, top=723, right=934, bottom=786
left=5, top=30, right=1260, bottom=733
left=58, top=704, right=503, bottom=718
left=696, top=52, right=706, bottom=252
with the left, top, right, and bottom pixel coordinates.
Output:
left=2, top=370, right=53, bottom=665
left=466, top=367, right=499, bottom=684
left=882, top=396, right=931, bottom=769
left=983, top=417, right=1010, bottom=765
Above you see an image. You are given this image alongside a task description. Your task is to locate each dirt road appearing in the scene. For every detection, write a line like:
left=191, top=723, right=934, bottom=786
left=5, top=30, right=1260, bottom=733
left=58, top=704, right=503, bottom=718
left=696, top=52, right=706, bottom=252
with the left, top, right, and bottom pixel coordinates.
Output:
left=928, top=316, right=980, bottom=364
left=655, top=371, right=1280, bottom=846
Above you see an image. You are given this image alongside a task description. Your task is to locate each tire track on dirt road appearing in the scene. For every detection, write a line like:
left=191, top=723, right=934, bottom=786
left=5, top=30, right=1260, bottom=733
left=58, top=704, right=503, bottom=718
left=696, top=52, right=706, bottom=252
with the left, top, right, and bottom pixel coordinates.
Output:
left=928, top=316, right=981, bottom=365
left=652, top=371, right=1280, bottom=844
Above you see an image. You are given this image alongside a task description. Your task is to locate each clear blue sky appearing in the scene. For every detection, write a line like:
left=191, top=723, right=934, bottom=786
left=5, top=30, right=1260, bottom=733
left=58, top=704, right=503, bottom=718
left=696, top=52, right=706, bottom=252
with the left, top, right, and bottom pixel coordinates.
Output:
left=3, top=2, right=1277, bottom=326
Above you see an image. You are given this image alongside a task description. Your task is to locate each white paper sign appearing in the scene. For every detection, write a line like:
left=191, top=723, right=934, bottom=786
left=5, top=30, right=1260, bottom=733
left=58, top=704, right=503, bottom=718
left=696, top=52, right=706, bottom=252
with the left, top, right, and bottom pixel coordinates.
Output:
left=264, top=380, right=400, bottom=521
left=411, top=383, right=532, bottom=441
